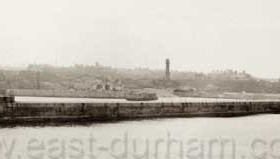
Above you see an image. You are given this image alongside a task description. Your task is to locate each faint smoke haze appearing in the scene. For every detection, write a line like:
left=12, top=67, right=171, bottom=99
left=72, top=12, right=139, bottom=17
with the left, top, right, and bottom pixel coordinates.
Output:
left=0, top=0, right=280, bottom=78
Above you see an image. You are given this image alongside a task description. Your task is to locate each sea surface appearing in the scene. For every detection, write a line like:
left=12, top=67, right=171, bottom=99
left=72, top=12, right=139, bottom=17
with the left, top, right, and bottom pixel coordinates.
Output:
left=1, top=114, right=280, bottom=159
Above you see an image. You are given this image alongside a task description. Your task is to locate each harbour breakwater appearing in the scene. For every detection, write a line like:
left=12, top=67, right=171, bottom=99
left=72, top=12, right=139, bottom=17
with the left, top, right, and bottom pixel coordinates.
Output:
left=1, top=96, right=280, bottom=126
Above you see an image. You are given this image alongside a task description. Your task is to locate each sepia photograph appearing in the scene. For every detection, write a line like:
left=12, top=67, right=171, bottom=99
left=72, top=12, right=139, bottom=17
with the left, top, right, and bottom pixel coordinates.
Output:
left=1, top=0, right=280, bottom=159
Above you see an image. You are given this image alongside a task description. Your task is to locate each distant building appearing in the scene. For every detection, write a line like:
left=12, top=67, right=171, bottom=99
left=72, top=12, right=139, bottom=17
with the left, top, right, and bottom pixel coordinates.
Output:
left=71, top=79, right=124, bottom=92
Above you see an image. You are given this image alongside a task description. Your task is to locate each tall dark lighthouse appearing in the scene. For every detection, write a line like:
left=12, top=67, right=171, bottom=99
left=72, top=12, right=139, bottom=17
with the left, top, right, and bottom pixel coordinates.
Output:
left=165, top=59, right=170, bottom=80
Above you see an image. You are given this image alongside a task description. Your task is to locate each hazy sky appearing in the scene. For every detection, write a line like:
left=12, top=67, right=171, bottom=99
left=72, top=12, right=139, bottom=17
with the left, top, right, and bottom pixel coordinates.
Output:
left=0, top=0, right=280, bottom=78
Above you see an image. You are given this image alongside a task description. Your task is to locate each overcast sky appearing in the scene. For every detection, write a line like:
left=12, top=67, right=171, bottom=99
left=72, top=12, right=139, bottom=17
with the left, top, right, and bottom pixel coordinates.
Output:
left=0, top=0, right=280, bottom=78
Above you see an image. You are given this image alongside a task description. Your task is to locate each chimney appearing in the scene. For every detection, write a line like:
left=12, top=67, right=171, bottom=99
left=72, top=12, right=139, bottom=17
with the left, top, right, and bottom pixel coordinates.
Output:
left=165, top=59, right=170, bottom=80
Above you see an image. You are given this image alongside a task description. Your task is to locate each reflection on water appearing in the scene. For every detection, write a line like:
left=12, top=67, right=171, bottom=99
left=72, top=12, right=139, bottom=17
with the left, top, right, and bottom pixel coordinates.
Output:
left=1, top=115, right=280, bottom=159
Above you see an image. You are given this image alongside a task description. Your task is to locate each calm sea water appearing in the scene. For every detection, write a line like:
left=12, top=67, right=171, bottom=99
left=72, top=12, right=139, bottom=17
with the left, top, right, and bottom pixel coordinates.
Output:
left=1, top=115, right=280, bottom=159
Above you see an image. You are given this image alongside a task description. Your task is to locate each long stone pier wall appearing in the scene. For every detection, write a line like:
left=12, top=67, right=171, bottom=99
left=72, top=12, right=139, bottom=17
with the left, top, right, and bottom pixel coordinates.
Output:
left=1, top=100, right=280, bottom=126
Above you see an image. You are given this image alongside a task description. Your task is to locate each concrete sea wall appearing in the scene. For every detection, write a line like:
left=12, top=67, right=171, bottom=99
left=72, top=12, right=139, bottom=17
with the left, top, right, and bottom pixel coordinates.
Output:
left=1, top=100, right=280, bottom=126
